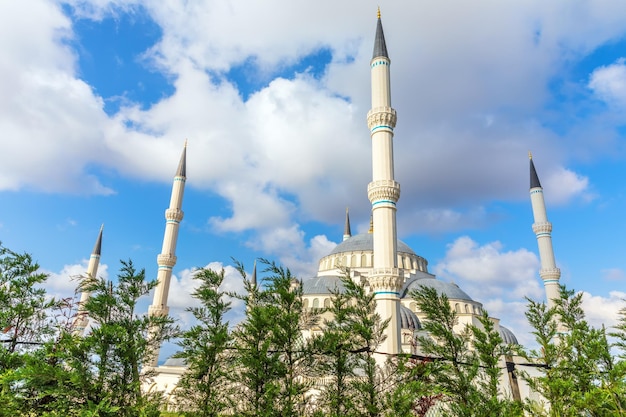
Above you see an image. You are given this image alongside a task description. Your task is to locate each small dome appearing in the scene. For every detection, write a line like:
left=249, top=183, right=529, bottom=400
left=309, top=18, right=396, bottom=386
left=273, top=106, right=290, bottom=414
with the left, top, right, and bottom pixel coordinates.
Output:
left=302, top=276, right=345, bottom=295
left=499, top=325, right=519, bottom=345
left=161, top=357, right=186, bottom=367
left=328, top=233, right=416, bottom=256
left=399, top=305, right=421, bottom=330
left=402, top=277, right=474, bottom=301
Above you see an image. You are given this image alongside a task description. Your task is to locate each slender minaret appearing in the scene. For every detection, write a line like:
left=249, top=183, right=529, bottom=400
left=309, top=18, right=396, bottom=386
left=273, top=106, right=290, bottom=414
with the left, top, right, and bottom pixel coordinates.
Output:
left=73, top=225, right=103, bottom=335
left=529, top=153, right=561, bottom=309
left=148, top=142, right=187, bottom=366
left=367, top=9, right=402, bottom=356
left=343, top=208, right=352, bottom=241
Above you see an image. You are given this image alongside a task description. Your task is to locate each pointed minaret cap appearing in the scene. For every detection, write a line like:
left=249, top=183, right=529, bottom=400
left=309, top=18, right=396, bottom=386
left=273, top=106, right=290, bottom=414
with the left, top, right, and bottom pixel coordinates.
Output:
left=343, top=207, right=352, bottom=241
left=529, top=151, right=542, bottom=189
left=251, top=259, right=257, bottom=288
left=92, top=224, right=103, bottom=255
left=372, top=8, right=389, bottom=59
left=368, top=214, right=374, bottom=233
left=176, top=140, right=187, bottom=178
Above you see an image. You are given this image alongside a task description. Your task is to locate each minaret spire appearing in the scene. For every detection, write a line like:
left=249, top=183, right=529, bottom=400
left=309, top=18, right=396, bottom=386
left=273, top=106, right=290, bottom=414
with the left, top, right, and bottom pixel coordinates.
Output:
left=529, top=154, right=561, bottom=310
left=367, top=9, right=402, bottom=356
left=148, top=142, right=187, bottom=366
left=343, top=208, right=352, bottom=241
left=73, top=224, right=103, bottom=335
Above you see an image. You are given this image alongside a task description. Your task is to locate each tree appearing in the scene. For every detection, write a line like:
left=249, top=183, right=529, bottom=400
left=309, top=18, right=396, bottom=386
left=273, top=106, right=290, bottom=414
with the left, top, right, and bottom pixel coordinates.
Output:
left=259, top=259, right=316, bottom=417
left=522, top=285, right=626, bottom=416
left=174, top=267, right=234, bottom=416
left=0, top=243, right=58, bottom=361
left=411, top=285, right=522, bottom=417
left=231, top=261, right=282, bottom=417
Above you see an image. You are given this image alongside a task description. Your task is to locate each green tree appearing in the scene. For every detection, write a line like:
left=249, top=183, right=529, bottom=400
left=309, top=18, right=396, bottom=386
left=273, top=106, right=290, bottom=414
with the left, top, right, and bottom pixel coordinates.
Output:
left=231, top=262, right=282, bottom=417
left=522, top=286, right=626, bottom=416
left=260, top=259, right=316, bottom=417
left=174, top=267, right=234, bottom=416
left=411, top=286, right=522, bottom=417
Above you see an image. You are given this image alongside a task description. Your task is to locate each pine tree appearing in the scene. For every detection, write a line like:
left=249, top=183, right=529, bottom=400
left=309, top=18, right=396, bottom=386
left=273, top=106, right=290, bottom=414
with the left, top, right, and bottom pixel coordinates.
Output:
left=174, top=267, right=234, bottom=416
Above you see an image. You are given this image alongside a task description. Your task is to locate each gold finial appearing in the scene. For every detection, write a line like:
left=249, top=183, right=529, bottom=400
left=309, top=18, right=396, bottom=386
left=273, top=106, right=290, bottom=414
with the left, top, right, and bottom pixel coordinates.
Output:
left=377, top=6, right=381, bottom=19
left=368, top=214, right=374, bottom=233
left=528, top=151, right=532, bottom=160
left=184, top=138, right=188, bottom=148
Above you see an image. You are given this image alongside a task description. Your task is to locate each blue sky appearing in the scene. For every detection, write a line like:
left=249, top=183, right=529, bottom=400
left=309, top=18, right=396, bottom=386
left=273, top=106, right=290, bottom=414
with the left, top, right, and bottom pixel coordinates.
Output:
left=1, top=1, right=626, bottom=358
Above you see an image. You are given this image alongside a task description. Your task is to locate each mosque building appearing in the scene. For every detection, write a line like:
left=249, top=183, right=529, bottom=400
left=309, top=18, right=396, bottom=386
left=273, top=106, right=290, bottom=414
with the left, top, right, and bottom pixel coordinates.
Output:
left=75, top=10, right=557, bottom=406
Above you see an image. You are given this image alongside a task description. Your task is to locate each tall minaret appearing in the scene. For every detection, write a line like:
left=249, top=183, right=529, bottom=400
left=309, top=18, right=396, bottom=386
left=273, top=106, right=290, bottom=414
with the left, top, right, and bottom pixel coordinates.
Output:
left=529, top=153, right=561, bottom=309
left=367, top=9, right=402, bottom=356
left=148, top=142, right=187, bottom=365
left=73, top=225, right=103, bottom=335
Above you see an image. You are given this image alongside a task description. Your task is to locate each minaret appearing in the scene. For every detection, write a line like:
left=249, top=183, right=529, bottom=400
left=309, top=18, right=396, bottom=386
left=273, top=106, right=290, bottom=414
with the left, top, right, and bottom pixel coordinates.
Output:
left=148, top=142, right=187, bottom=366
left=529, top=153, right=561, bottom=309
left=73, top=225, right=103, bottom=335
left=367, top=9, right=402, bottom=356
left=343, top=208, right=352, bottom=241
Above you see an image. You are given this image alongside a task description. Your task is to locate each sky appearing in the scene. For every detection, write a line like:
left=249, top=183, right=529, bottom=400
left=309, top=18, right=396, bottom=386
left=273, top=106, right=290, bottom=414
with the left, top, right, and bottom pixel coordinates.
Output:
left=1, top=0, right=626, bottom=360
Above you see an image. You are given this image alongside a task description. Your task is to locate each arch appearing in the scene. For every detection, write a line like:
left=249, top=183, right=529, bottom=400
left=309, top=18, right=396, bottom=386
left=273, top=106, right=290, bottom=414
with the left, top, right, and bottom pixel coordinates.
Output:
left=350, top=254, right=357, bottom=267
left=303, top=299, right=309, bottom=309
left=455, top=303, right=461, bottom=313
left=465, top=304, right=470, bottom=314
left=361, top=254, right=367, bottom=267
left=323, top=298, right=331, bottom=308
left=312, top=298, right=319, bottom=309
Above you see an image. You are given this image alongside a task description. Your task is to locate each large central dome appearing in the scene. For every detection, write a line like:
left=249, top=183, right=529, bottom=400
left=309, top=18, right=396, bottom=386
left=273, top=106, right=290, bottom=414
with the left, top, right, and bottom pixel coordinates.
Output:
left=317, top=233, right=429, bottom=275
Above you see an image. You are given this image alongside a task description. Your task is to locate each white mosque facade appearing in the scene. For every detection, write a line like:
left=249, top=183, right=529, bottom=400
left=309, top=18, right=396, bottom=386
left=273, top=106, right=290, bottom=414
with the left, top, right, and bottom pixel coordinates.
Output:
left=76, top=11, right=556, bottom=408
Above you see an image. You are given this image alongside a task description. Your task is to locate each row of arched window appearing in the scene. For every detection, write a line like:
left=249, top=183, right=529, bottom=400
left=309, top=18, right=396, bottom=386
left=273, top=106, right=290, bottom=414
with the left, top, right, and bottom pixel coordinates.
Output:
left=319, top=253, right=427, bottom=272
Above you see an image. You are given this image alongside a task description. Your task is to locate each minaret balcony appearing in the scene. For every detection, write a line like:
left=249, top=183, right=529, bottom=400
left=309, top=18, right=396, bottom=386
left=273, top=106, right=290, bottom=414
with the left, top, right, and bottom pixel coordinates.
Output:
left=157, top=253, right=177, bottom=267
left=367, top=107, right=397, bottom=130
left=368, top=180, right=400, bottom=204
left=540, top=268, right=561, bottom=280
left=532, top=222, right=552, bottom=234
left=165, top=208, right=184, bottom=222
left=369, top=268, right=404, bottom=292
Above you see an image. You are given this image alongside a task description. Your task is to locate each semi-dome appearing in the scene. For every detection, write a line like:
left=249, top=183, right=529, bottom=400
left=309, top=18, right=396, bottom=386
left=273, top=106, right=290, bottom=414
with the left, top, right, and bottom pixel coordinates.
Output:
left=302, top=276, right=345, bottom=295
left=329, top=233, right=416, bottom=256
left=499, top=325, right=519, bottom=345
left=402, top=277, right=474, bottom=301
left=399, top=305, right=421, bottom=330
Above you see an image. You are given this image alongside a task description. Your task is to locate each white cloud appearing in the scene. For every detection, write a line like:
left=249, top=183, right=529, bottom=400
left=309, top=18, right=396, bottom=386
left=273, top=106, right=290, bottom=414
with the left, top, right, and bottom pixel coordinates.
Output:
left=434, top=236, right=543, bottom=302
left=581, top=290, right=626, bottom=330
left=3, top=0, right=626, bottom=268
left=589, top=58, right=626, bottom=108
left=43, top=260, right=110, bottom=301
left=543, top=166, right=592, bottom=205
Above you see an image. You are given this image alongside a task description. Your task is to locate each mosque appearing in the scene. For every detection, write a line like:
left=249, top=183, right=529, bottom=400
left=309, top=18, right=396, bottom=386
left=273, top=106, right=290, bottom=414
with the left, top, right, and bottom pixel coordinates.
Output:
left=75, top=10, right=557, bottom=406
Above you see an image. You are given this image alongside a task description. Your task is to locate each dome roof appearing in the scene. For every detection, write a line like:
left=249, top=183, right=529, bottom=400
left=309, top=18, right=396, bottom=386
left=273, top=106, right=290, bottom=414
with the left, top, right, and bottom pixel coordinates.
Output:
left=302, top=276, right=345, bottom=295
left=161, top=357, right=186, bottom=367
left=402, top=277, right=474, bottom=301
left=399, top=305, right=421, bottom=330
left=328, top=233, right=416, bottom=256
left=499, top=325, right=519, bottom=345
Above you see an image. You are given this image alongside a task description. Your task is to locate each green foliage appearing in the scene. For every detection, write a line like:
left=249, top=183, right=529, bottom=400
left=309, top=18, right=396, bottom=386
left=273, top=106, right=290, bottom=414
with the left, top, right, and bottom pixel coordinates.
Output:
left=522, top=285, right=626, bottom=416
left=411, top=285, right=522, bottom=417
left=174, top=267, right=234, bottom=416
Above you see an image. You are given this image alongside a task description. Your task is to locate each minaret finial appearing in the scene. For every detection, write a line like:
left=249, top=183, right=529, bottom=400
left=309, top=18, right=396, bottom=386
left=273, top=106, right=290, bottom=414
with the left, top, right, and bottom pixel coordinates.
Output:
left=184, top=138, right=188, bottom=148
left=529, top=151, right=532, bottom=160
left=377, top=6, right=381, bottom=19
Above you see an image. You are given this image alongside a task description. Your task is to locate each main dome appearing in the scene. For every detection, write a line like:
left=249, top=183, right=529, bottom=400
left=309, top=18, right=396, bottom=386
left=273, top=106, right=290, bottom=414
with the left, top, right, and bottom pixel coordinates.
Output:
left=329, top=233, right=416, bottom=256
left=402, top=277, right=474, bottom=301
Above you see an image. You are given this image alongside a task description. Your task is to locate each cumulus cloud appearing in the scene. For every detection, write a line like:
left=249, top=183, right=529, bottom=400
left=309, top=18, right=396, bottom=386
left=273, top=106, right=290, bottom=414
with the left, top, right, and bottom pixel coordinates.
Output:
left=434, top=236, right=543, bottom=301
left=42, top=260, right=110, bottom=300
left=3, top=0, right=626, bottom=272
left=589, top=58, right=626, bottom=108
left=543, top=166, right=592, bottom=205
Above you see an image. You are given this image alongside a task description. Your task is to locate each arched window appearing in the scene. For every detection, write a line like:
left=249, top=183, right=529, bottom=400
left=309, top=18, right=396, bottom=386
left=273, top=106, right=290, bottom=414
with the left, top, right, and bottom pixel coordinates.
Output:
left=303, top=299, right=309, bottom=309
left=350, top=255, right=356, bottom=267
left=361, top=254, right=367, bottom=267
left=465, top=304, right=470, bottom=314
left=455, top=303, right=461, bottom=313
left=313, top=298, right=319, bottom=309
left=323, top=298, right=331, bottom=308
